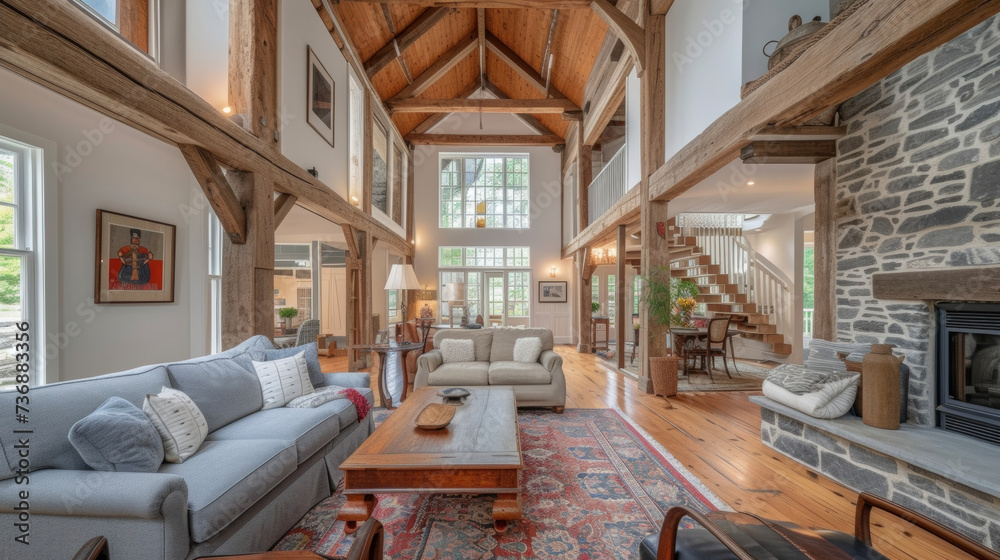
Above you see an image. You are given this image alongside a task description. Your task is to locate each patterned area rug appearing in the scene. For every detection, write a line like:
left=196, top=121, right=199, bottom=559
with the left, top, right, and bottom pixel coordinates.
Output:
left=607, top=355, right=773, bottom=392
left=274, top=408, right=726, bottom=558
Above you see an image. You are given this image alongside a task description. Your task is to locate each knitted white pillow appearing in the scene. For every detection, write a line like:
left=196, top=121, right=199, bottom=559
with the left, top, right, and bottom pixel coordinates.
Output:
left=441, top=338, right=475, bottom=363
left=143, top=387, right=209, bottom=463
left=252, top=351, right=315, bottom=410
left=513, top=337, right=543, bottom=363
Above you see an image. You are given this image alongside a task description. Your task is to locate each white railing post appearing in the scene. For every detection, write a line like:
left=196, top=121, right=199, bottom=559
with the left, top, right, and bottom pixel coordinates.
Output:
left=587, top=144, right=628, bottom=224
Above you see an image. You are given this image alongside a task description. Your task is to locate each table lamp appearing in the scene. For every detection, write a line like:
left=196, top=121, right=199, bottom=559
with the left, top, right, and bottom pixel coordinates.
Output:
left=441, top=282, right=467, bottom=327
left=384, top=264, right=421, bottom=322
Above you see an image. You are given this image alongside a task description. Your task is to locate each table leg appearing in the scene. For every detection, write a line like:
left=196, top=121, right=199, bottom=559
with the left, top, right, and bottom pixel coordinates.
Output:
left=493, top=493, right=522, bottom=533
left=728, top=335, right=742, bottom=376
left=377, top=352, right=393, bottom=410
left=339, top=493, right=377, bottom=535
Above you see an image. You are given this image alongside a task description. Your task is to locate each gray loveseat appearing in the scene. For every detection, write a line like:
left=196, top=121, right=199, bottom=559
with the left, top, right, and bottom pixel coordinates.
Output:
left=414, top=327, right=565, bottom=411
left=0, top=336, right=373, bottom=560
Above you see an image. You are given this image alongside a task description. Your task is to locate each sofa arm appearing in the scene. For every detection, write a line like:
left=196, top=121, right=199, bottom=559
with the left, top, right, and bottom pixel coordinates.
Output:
left=1, top=469, right=188, bottom=519
left=322, top=371, right=371, bottom=389
left=540, top=350, right=563, bottom=372
left=414, top=350, right=443, bottom=390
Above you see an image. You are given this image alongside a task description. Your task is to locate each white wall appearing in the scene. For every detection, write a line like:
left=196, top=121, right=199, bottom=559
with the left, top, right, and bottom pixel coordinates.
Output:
left=184, top=0, right=229, bottom=111
left=625, top=69, right=642, bottom=189
left=0, top=70, right=210, bottom=382
left=742, top=0, right=829, bottom=84
left=664, top=0, right=744, bottom=160
left=413, top=114, right=574, bottom=343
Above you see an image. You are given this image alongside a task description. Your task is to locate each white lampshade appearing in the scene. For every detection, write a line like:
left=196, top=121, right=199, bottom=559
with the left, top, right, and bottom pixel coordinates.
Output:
left=384, top=264, right=421, bottom=291
left=441, top=282, right=466, bottom=302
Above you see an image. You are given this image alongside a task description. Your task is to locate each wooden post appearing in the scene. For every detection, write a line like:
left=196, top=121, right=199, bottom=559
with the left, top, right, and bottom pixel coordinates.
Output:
left=616, top=224, right=627, bottom=370
left=578, top=247, right=595, bottom=353
left=639, top=4, right=667, bottom=393
left=363, top=94, right=374, bottom=215
left=229, top=0, right=278, bottom=143
left=406, top=148, right=415, bottom=244
left=343, top=225, right=366, bottom=371
left=222, top=169, right=275, bottom=349
left=813, top=158, right=837, bottom=342
left=578, top=131, right=592, bottom=232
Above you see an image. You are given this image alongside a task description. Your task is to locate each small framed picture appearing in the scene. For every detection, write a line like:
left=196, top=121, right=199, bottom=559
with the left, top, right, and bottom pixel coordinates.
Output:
left=95, top=210, right=176, bottom=304
left=307, top=46, right=335, bottom=147
left=538, top=281, right=568, bottom=303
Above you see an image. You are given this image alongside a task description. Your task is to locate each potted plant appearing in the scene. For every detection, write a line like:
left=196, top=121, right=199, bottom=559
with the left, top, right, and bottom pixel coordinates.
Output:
left=591, top=302, right=601, bottom=316
left=279, top=307, right=299, bottom=332
left=639, top=267, right=700, bottom=397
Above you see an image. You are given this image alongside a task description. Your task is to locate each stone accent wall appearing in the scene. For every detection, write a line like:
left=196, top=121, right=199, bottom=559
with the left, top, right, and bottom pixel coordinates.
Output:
left=762, top=408, right=1000, bottom=549
left=835, top=15, right=1000, bottom=426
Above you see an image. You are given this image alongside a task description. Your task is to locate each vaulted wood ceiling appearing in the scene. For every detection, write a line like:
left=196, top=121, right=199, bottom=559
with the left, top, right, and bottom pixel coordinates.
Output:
left=330, top=3, right=611, bottom=139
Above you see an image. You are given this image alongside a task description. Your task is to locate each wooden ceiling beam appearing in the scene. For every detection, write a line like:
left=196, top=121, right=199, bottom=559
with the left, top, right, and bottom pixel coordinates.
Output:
left=388, top=98, right=579, bottom=113
left=391, top=32, right=478, bottom=100
left=751, top=126, right=848, bottom=142
left=312, top=0, right=346, bottom=49
left=540, top=9, right=560, bottom=81
left=408, top=82, right=482, bottom=135
left=380, top=3, right=397, bottom=34
left=341, top=0, right=592, bottom=7
left=481, top=79, right=558, bottom=137
left=273, top=193, right=298, bottom=228
left=590, top=0, right=645, bottom=77
left=650, top=0, right=675, bottom=15
left=485, top=32, right=575, bottom=104
left=583, top=58, right=630, bottom=145
left=363, top=7, right=452, bottom=78
left=477, top=8, right=486, bottom=76
left=405, top=134, right=564, bottom=146
left=740, top=140, right=837, bottom=164
left=179, top=144, right=247, bottom=244
left=649, top=0, right=1000, bottom=203
left=0, top=0, right=413, bottom=257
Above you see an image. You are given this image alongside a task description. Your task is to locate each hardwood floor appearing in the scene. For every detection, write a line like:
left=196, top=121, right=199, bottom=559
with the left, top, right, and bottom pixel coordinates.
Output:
left=320, top=346, right=973, bottom=560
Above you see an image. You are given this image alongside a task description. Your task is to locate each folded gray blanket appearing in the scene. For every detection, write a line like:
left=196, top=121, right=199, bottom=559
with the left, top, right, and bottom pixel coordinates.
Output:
left=766, top=364, right=859, bottom=395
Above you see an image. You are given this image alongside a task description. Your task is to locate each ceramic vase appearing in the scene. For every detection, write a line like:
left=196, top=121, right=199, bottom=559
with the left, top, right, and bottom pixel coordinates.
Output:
left=861, top=344, right=906, bottom=430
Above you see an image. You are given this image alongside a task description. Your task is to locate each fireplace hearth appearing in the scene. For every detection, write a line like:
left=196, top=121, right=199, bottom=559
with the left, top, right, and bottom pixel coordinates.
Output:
left=938, top=303, right=1000, bottom=445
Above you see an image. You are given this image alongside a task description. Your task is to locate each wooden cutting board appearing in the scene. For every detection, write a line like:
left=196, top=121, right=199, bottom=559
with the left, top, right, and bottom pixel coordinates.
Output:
left=415, top=403, right=455, bottom=430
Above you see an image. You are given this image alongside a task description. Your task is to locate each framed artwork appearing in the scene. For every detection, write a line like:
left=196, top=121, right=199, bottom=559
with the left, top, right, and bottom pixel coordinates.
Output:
left=538, top=281, right=568, bottom=303
left=95, top=210, right=176, bottom=304
left=307, top=46, right=335, bottom=147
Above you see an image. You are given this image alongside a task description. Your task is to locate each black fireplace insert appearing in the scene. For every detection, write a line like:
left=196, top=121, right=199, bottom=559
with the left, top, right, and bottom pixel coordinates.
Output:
left=938, top=303, right=1000, bottom=445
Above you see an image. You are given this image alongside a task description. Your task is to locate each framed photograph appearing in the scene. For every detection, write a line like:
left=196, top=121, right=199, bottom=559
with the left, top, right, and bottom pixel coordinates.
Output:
left=307, top=46, right=335, bottom=147
left=538, top=281, right=568, bottom=303
left=95, top=210, right=176, bottom=304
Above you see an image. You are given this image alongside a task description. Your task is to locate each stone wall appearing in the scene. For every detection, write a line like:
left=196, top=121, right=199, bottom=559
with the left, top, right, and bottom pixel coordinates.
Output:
left=762, top=408, right=1000, bottom=549
left=835, top=15, right=1000, bottom=426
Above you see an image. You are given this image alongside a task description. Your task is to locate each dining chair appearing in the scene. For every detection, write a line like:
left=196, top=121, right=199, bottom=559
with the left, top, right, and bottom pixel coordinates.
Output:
left=687, top=317, right=733, bottom=382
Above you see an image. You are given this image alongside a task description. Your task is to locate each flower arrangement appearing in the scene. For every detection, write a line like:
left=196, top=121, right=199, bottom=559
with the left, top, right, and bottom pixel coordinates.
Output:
left=676, top=297, right=697, bottom=314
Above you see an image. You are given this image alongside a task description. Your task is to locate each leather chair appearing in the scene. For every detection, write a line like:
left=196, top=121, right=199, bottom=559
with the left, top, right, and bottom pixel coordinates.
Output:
left=640, top=493, right=1000, bottom=560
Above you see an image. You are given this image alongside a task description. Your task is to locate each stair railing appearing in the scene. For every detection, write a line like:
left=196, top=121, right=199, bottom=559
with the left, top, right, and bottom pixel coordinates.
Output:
left=588, top=144, right=629, bottom=224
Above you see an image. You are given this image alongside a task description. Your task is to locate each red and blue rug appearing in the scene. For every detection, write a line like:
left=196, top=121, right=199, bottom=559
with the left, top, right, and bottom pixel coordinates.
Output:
left=275, top=408, right=726, bottom=558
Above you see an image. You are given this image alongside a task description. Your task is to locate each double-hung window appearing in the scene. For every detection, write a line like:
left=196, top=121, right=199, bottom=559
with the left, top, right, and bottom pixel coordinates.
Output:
left=207, top=212, right=222, bottom=354
left=440, top=155, right=529, bottom=229
left=0, top=137, right=43, bottom=389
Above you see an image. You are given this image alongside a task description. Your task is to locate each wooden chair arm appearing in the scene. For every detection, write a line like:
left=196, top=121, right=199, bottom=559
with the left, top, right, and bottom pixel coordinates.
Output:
left=72, top=536, right=109, bottom=560
left=855, top=492, right=1000, bottom=560
left=346, top=517, right=384, bottom=560
left=656, top=507, right=756, bottom=560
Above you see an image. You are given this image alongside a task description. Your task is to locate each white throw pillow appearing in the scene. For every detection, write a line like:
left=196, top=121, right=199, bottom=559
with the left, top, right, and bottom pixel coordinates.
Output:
left=513, top=337, right=543, bottom=363
left=252, top=351, right=315, bottom=410
left=143, top=387, right=209, bottom=463
left=441, top=338, right=475, bottom=363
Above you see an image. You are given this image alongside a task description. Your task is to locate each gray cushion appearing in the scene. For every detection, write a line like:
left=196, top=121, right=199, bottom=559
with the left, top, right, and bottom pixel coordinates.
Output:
left=206, top=402, right=345, bottom=462
left=167, top=358, right=264, bottom=433
left=252, top=342, right=324, bottom=388
left=490, top=327, right=555, bottom=362
left=159, top=438, right=296, bottom=543
left=427, top=362, right=490, bottom=386
left=433, top=330, right=494, bottom=361
left=806, top=339, right=871, bottom=372
left=0, top=365, right=170, bottom=476
left=69, top=397, right=164, bottom=472
left=488, top=362, right=552, bottom=385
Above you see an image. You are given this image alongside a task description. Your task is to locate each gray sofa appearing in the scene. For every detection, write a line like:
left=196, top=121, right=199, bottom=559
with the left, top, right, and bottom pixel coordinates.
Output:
left=0, top=336, right=373, bottom=560
left=414, top=327, right=565, bottom=411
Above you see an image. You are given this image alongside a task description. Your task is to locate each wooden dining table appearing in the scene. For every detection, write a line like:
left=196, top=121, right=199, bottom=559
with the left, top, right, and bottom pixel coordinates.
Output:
left=670, top=327, right=743, bottom=377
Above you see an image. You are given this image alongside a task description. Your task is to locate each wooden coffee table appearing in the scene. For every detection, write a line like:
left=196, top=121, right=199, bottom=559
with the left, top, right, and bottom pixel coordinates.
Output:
left=337, top=387, right=522, bottom=533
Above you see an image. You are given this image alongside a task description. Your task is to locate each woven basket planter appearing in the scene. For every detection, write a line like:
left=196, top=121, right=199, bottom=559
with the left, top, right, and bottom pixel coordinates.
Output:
left=650, top=355, right=679, bottom=397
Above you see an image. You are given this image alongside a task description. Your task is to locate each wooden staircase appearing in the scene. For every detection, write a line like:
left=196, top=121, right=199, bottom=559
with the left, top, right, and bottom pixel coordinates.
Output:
left=666, top=226, right=792, bottom=356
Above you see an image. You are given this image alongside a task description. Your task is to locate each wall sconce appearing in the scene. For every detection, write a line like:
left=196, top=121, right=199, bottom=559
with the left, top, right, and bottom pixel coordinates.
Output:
left=549, top=266, right=557, bottom=278
left=222, top=106, right=232, bottom=114
left=350, top=195, right=359, bottom=206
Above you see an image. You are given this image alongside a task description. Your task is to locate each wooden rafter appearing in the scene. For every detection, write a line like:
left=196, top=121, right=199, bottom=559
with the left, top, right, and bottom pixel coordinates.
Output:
left=179, top=144, right=247, bottom=244
left=341, top=0, right=592, bottom=7
left=648, top=0, right=1000, bottom=203
left=740, top=140, right=837, bottom=164
left=363, top=7, right=452, bottom=78
left=485, top=32, right=575, bottom=103
left=650, top=0, right=675, bottom=15
left=380, top=3, right=396, bottom=34
left=273, top=193, right=298, bottom=227
left=482, top=79, right=558, bottom=137
left=388, top=98, right=578, bottom=113
left=405, top=133, right=563, bottom=145
left=477, top=8, right=486, bottom=76
left=590, top=0, right=645, bottom=77
left=311, top=0, right=345, bottom=48
left=408, top=82, right=481, bottom=135
left=583, top=57, right=630, bottom=145
left=390, top=32, right=478, bottom=100
left=540, top=9, right=560, bottom=82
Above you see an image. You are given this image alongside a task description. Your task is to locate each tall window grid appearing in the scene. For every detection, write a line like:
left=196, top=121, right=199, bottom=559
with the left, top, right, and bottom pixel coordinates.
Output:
left=207, top=212, right=222, bottom=354
left=348, top=76, right=364, bottom=206
left=439, top=247, right=530, bottom=268
left=440, top=155, right=529, bottom=229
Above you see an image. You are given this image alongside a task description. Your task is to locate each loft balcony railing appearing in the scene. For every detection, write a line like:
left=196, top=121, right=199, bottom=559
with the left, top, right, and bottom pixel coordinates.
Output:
left=588, top=144, right=629, bottom=224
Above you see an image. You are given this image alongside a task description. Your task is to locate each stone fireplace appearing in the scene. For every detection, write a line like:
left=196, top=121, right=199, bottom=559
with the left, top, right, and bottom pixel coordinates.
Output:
left=755, top=14, right=1000, bottom=550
